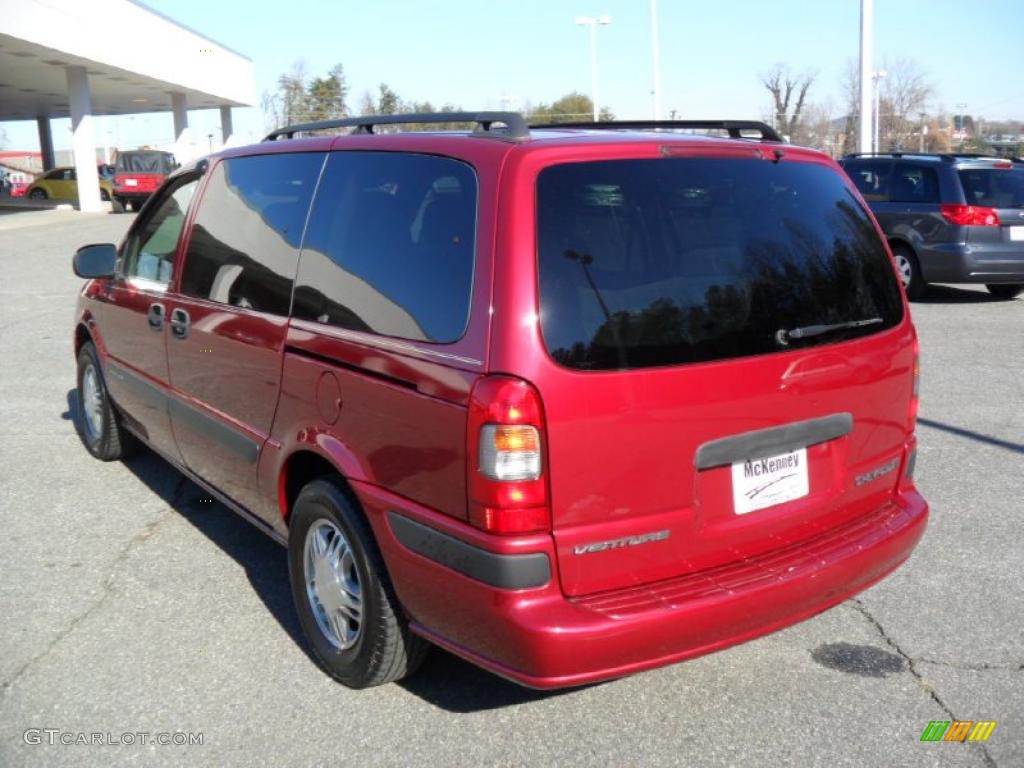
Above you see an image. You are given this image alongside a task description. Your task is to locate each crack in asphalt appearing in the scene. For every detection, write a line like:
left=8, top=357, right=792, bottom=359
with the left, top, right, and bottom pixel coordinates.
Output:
left=0, top=475, right=190, bottom=702
left=917, top=659, right=1024, bottom=673
left=850, top=598, right=998, bottom=768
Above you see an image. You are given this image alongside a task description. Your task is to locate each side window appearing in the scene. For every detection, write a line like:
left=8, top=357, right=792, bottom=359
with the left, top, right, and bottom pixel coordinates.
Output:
left=889, top=165, right=939, bottom=203
left=179, top=152, right=324, bottom=315
left=293, top=151, right=477, bottom=343
left=121, top=176, right=199, bottom=285
left=846, top=161, right=891, bottom=202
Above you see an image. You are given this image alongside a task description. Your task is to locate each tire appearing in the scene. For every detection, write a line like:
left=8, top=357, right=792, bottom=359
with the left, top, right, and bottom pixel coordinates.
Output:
left=892, top=245, right=926, bottom=301
left=288, top=478, right=428, bottom=688
left=986, top=284, right=1023, bottom=300
left=128, top=199, right=141, bottom=212
left=113, top=197, right=127, bottom=213
left=75, top=341, right=136, bottom=461
left=29, top=188, right=47, bottom=200
left=100, top=189, right=110, bottom=201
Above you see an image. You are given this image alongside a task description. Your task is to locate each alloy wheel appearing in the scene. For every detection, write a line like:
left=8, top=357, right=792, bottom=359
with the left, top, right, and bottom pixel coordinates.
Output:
left=81, top=363, right=104, bottom=440
left=895, top=252, right=913, bottom=287
left=303, top=519, right=363, bottom=650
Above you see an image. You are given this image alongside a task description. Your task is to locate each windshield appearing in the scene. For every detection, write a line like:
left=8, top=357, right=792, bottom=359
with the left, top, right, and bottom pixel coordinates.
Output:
left=116, top=152, right=176, bottom=174
left=537, top=157, right=904, bottom=371
left=958, top=168, right=1024, bottom=209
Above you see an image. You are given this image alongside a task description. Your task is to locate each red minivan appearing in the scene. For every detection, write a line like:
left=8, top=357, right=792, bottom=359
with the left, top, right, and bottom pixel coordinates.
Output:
left=72, top=114, right=928, bottom=689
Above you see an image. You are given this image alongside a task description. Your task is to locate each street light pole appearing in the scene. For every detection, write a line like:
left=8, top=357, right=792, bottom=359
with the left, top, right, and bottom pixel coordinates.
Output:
left=858, top=0, right=874, bottom=153
left=575, top=15, right=612, bottom=121
left=872, top=69, right=887, bottom=153
left=650, top=0, right=662, bottom=120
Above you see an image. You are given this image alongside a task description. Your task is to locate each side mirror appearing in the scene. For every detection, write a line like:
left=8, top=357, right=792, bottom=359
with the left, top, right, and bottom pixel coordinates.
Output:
left=73, top=243, right=118, bottom=279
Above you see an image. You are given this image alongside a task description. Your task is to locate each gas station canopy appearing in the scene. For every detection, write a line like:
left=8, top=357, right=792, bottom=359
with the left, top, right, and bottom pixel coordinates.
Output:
left=0, top=0, right=256, bottom=210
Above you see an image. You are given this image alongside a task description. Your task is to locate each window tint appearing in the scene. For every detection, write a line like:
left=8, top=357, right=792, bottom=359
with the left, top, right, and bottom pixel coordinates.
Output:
left=845, top=161, right=891, bottom=201
left=121, top=176, right=198, bottom=285
left=889, top=165, right=940, bottom=203
left=180, top=152, right=325, bottom=315
left=116, top=151, right=176, bottom=174
left=293, top=151, right=477, bottom=343
left=537, top=158, right=904, bottom=371
left=958, top=169, right=1024, bottom=209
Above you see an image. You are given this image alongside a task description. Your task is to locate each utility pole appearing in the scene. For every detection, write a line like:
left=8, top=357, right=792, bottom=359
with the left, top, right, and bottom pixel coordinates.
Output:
left=858, top=0, right=873, bottom=153
left=575, top=15, right=612, bottom=121
left=650, top=0, right=662, bottom=120
left=919, top=112, right=927, bottom=152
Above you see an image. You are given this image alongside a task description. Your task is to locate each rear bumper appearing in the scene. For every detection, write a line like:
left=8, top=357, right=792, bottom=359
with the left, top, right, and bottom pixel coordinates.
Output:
left=112, top=189, right=155, bottom=200
left=920, top=241, right=1024, bottom=283
left=357, top=481, right=928, bottom=689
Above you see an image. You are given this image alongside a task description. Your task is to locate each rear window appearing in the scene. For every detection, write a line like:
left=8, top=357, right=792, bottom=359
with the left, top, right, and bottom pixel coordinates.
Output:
left=958, top=168, right=1024, bottom=209
left=537, top=157, right=904, bottom=371
left=116, top=152, right=176, bottom=174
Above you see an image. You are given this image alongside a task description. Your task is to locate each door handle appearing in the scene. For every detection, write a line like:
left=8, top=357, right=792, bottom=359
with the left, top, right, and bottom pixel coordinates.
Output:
left=169, top=308, right=190, bottom=340
left=147, top=302, right=165, bottom=331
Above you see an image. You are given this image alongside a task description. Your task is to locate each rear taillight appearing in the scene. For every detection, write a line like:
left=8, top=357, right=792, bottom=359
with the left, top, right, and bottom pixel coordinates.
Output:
left=467, top=376, right=550, bottom=535
left=909, top=337, right=920, bottom=430
left=939, top=204, right=1000, bottom=227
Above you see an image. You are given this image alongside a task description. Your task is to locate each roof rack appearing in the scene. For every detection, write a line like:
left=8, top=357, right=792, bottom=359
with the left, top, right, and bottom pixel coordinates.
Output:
left=527, top=120, right=783, bottom=142
left=844, top=151, right=1024, bottom=164
left=263, top=111, right=529, bottom=142
left=842, top=151, right=956, bottom=161
left=949, top=153, right=1024, bottom=163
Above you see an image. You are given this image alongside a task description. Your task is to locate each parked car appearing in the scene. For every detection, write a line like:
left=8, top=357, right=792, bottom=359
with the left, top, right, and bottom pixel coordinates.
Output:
left=8, top=171, right=30, bottom=197
left=72, top=113, right=928, bottom=689
left=24, top=166, right=113, bottom=202
left=112, top=149, right=178, bottom=211
left=840, top=153, right=1024, bottom=299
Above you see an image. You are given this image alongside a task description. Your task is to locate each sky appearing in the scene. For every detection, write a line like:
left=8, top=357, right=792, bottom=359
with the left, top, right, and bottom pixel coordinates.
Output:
left=3, top=0, right=1023, bottom=152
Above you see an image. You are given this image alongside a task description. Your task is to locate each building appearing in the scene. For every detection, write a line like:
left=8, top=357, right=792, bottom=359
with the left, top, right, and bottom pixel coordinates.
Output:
left=0, top=0, right=255, bottom=210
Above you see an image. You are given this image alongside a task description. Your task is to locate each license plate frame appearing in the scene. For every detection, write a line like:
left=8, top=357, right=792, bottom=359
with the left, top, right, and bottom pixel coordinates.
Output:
left=731, top=448, right=809, bottom=515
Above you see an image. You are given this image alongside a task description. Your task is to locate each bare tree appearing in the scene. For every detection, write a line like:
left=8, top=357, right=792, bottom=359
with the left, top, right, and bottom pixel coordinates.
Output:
left=760, top=64, right=816, bottom=139
left=880, top=58, right=932, bottom=150
left=799, top=101, right=840, bottom=155
left=838, top=60, right=860, bottom=156
left=261, top=60, right=308, bottom=131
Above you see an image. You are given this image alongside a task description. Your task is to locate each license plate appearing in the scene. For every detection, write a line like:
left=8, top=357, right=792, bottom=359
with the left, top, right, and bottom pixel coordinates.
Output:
left=731, top=448, right=809, bottom=514
left=1009, top=226, right=1024, bottom=242
left=124, top=179, right=138, bottom=187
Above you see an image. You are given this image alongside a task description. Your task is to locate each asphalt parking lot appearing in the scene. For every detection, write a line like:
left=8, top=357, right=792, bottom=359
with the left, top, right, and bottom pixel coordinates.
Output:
left=1, top=211, right=1021, bottom=767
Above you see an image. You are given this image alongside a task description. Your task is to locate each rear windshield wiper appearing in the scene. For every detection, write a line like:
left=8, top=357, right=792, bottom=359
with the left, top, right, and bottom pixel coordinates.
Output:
left=776, top=317, right=883, bottom=345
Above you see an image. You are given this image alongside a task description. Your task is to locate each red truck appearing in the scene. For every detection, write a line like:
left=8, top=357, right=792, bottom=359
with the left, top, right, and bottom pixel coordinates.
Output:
left=112, top=149, right=177, bottom=211
left=71, top=113, right=928, bottom=689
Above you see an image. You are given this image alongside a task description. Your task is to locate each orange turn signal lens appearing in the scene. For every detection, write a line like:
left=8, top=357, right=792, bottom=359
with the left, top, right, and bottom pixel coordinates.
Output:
left=479, top=424, right=541, bottom=481
left=492, top=425, right=539, bottom=454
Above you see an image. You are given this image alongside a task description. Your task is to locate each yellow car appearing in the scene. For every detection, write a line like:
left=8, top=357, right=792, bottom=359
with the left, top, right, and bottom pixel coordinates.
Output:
left=25, top=167, right=114, bottom=202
